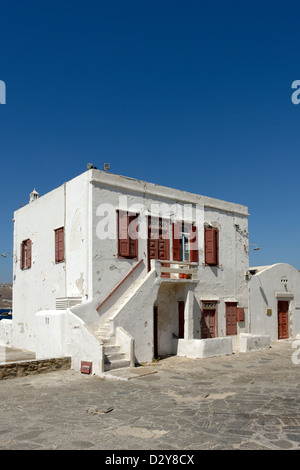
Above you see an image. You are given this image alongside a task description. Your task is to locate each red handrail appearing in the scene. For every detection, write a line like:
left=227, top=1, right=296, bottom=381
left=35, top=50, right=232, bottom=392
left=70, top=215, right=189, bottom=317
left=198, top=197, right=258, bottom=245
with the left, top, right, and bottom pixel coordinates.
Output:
left=96, top=259, right=144, bottom=312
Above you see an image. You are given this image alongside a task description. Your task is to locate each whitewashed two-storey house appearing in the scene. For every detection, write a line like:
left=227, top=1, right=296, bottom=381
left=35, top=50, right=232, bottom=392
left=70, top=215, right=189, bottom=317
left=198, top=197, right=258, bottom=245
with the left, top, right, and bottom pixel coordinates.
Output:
left=7, top=168, right=251, bottom=374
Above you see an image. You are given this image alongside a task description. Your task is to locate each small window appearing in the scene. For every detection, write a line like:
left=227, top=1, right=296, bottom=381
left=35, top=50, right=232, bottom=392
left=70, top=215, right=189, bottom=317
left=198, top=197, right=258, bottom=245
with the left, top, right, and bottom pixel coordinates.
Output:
left=172, top=223, right=198, bottom=263
left=55, top=227, right=65, bottom=263
left=20, top=239, right=32, bottom=270
left=180, top=232, right=190, bottom=262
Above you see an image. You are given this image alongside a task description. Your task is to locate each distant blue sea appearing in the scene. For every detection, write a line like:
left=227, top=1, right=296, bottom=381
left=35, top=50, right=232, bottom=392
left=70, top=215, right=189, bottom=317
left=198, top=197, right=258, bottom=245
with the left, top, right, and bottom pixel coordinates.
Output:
left=0, top=309, right=12, bottom=320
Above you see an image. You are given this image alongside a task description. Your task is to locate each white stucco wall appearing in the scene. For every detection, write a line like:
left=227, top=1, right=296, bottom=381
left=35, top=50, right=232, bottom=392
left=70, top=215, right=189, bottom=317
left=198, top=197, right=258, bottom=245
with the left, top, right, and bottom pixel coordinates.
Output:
left=249, top=263, right=300, bottom=340
left=155, top=282, right=192, bottom=357
left=12, top=185, right=66, bottom=350
left=35, top=309, right=104, bottom=375
left=89, top=172, right=249, bottom=361
left=193, top=208, right=249, bottom=338
left=12, top=172, right=90, bottom=351
left=110, top=268, right=160, bottom=363
left=64, top=171, right=91, bottom=300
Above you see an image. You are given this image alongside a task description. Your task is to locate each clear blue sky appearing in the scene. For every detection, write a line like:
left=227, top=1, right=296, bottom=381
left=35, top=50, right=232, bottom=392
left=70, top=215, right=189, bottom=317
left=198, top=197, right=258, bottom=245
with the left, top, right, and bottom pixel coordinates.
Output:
left=0, top=0, right=300, bottom=282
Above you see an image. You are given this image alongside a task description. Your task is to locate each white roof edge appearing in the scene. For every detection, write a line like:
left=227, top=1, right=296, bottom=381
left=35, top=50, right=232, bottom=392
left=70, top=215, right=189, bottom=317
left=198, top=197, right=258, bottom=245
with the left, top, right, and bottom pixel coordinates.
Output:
left=250, top=263, right=300, bottom=275
left=90, top=170, right=249, bottom=216
left=249, top=265, right=272, bottom=273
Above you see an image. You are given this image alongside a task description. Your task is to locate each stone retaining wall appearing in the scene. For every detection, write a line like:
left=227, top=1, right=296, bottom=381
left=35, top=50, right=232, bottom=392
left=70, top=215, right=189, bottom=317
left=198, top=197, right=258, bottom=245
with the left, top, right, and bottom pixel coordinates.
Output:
left=0, top=357, right=71, bottom=380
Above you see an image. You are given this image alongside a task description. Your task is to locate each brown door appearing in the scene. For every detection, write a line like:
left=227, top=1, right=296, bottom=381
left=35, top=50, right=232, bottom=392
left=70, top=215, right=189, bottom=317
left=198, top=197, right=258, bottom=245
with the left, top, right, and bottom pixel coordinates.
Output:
left=201, top=310, right=216, bottom=338
left=278, top=301, right=289, bottom=339
left=148, top=217, right=170, bottom=276
left=153, top=306, right=158, bottom=358
left=226, top=302, right=237, bottom=336
left=178, top=301, right=185, bottom=338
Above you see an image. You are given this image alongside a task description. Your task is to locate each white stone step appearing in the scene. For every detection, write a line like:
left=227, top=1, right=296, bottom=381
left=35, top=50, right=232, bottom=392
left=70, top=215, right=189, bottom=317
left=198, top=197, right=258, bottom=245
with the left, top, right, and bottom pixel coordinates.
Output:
left=104, top=358, right=131, bottom=371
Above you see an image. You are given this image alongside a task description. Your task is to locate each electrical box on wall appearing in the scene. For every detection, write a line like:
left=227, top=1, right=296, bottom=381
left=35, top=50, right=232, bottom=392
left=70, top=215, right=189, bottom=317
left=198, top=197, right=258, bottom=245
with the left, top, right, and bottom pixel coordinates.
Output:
left=266, top=308, right=272, bottom=316
left=80, top=361, right=92, bottom=374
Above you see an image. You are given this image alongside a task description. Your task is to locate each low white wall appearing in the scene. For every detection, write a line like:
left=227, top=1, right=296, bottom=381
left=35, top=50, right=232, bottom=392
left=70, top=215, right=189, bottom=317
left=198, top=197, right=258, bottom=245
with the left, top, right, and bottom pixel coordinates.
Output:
left=66, top=309, right=104, bottom=375
left=116, top=327, right=135, bottom=367
left=0, top=319, right=13, bottom=347
left=176, top=337, right=232, bottom=359
left=239, top=333, right=270, bottom=352
left=35, top=309, right=104, bottom=376
left=36, top=310, right=67, bottom=358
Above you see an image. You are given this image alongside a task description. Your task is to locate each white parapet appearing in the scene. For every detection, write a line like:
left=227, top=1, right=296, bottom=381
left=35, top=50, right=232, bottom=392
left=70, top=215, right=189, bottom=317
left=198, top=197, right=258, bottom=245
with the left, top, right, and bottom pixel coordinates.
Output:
left=176, top=337, right=232, bottom=359
left=36, top=309, right=105, bottom=376
left=239, top=333, right=270, bottom=352
left=0, top=319, right=13, bottom=347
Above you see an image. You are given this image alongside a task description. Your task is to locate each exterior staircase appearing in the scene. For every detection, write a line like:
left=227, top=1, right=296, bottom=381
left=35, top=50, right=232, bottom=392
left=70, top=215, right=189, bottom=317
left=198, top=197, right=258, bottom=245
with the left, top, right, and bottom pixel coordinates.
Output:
left=94, top=321, right=131, bottom=372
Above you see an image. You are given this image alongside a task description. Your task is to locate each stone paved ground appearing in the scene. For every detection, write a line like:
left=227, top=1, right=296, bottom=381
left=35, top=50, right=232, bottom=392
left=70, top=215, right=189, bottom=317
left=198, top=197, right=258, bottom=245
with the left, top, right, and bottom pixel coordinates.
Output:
left=0, top=339, right=300, bottom=450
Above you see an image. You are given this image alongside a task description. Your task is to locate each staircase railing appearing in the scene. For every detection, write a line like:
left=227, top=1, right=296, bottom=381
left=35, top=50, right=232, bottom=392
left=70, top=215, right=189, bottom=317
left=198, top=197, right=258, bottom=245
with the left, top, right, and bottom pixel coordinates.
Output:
left=96, top=259, right=144, bottom=312
left=158, top=260, right=198, bottom=279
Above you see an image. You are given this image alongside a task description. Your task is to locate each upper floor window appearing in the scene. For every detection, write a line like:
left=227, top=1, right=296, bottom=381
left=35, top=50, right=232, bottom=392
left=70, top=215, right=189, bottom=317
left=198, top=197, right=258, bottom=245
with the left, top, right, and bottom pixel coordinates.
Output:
left=204, top=227, right=219, bottom=266
left=20, top=239, right=32, bottom=270
left=117, top=211, right=138, bottom=259
left=172, top=223, right=198, bottom=263
left=55, top=227, right=65, bottom=263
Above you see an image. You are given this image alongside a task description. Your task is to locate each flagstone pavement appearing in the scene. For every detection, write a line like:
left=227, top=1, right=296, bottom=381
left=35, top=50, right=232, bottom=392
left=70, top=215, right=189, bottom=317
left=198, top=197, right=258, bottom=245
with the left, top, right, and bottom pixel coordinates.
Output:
left=0, top=339, right=300, bottom=450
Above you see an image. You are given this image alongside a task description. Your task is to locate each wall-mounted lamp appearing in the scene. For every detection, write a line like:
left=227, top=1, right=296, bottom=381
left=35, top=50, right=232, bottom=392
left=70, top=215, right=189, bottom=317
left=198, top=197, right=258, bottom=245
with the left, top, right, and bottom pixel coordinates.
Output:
left=1, top=252, right=18, bottom=262
left=244, top=244, right=260, bottom=253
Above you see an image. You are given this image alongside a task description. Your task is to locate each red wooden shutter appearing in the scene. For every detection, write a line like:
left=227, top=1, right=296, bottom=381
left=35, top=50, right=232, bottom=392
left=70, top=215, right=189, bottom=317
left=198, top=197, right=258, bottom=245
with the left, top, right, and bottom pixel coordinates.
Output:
left=27, top=239, right=32, bottom=268
left=55, top=231, right=58, bottom=263
left=118, top=211, right=130, bottom=257
left=205, top=227, right=218, bottom=265
left=59, top=228, right=64, bottom=262
left=172, top=223, right=180, bottom=261
left=190, top=225, right=198, bottom=262
left=20, top=242, right=24, bottom=269
left=55, top=228, right=64, bottom=263
left=128, top=214, right=138, bottom=258
left=237, top=307, right=244, bottom=322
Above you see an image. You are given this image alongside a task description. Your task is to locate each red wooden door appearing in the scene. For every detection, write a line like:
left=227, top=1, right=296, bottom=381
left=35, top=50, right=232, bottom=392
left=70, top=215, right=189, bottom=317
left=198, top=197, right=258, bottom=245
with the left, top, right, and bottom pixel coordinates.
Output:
left=178, top=301, right=185, bottom=339
left=148, top=217, right=170, bottom=276
left=278, top=301, right=289, bottom=339
left=226, top=302, right=237, bottom=336
left=201, top=310, right=216, bottom=338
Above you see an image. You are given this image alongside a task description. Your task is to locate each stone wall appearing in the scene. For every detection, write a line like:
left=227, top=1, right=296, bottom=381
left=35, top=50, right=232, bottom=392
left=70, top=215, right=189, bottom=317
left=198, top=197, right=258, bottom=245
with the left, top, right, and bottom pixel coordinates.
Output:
left=0, top=357, right=71, bottom=380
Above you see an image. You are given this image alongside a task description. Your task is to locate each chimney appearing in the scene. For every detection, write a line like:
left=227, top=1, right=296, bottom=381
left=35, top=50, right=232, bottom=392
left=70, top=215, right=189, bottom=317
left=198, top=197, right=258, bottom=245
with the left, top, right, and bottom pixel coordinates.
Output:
left=29, top=188, right=39, bottom=203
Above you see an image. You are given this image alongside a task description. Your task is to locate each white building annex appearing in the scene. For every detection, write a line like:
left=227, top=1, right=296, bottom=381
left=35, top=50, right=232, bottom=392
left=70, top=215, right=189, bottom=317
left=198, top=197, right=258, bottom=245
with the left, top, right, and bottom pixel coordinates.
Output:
left=249, top=263, right=300, bottom=342
left=1, top=168, right=261, bottom=375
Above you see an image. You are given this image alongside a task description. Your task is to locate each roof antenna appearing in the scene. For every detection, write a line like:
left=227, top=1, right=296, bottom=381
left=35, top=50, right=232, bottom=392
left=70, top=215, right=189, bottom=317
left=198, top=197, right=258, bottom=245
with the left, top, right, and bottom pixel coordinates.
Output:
left=87, top=163, right=97, bottom=170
